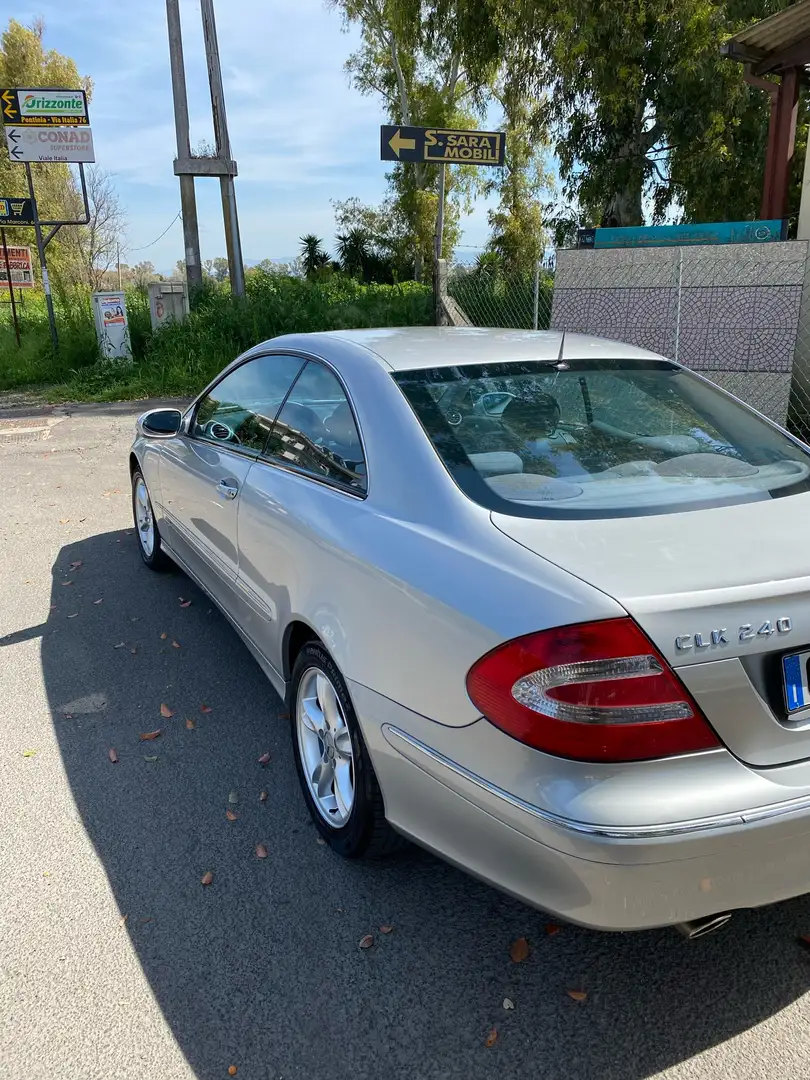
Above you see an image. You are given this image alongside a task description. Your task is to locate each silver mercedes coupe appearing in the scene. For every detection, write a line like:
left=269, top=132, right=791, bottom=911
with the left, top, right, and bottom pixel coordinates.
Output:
left=130, top=327, right=810, bottom=936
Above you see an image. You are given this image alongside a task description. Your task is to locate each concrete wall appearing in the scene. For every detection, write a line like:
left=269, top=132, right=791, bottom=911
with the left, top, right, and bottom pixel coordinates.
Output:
left=550, top=241, right=808, bottom=425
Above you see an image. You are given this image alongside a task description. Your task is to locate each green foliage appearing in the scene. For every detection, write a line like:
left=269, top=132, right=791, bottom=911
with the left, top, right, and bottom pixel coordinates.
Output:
left=299, top=234, right=331, bottom=278
left=451, top=0, right=799, bottom=227
left=329, top=0, right=498, bottom=274
left=0, top=275, right=432, bottom=401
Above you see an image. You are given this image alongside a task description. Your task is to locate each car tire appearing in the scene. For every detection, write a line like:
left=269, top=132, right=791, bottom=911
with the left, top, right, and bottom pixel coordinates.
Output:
left=290, top=641, right=405, bottom=858
left=131, top=467, right=171, bottom=571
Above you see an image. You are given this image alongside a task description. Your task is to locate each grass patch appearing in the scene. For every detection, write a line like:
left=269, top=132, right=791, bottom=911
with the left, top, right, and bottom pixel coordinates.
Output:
left=0, top=272, right=433, bottom=402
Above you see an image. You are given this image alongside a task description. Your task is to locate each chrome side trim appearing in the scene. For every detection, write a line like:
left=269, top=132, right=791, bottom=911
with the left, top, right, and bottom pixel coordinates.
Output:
left=383, top=726, right=810, bottom=839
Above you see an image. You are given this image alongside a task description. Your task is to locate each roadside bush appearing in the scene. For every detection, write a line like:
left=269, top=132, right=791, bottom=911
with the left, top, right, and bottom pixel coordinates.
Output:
left=0, top=274, right=432, bottom=402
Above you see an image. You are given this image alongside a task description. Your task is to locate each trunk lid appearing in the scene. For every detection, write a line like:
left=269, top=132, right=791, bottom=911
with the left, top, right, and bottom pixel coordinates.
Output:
left=492, top=494, right=810, bottom=767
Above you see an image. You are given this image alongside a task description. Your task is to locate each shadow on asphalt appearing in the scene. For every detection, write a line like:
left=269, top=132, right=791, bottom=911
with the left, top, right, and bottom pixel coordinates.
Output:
left=6, top=528, right=810, bottom=1079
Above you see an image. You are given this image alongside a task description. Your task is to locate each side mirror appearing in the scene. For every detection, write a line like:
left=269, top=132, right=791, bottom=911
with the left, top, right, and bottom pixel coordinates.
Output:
left=139, top=408, right=183, bottom=438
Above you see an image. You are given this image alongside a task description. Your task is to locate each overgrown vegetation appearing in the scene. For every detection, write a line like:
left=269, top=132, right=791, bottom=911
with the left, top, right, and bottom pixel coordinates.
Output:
left=0, top=272, right=432, bottom=401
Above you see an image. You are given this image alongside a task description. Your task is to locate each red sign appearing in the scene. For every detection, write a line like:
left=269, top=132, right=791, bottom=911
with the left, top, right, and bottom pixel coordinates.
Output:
left=0, top=244, right=33, bottom=288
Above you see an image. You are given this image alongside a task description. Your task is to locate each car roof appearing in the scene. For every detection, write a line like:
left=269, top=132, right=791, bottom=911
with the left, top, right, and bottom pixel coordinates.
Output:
left=264, top=327, right=666, bottom=372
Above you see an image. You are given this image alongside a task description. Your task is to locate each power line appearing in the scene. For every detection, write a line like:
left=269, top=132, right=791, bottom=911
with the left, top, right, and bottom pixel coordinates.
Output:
left=125, top=210, right=182, bottom=255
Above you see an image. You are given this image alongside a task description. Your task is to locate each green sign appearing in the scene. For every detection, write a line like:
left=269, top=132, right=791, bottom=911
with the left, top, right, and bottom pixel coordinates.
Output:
left=380, top=125, right=505, bottom=166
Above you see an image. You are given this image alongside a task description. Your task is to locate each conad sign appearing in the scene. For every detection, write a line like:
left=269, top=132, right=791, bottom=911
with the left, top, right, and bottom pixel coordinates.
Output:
left=5, top=125, right=95, bottom=163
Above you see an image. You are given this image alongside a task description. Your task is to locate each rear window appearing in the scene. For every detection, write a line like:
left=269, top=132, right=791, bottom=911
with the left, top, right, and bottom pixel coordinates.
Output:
left=393, top=359, right=810, bottom=519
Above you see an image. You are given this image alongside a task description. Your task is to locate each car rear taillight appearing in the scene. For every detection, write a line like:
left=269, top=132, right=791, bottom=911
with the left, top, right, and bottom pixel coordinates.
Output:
left=466, top=618, right=720, bottom=762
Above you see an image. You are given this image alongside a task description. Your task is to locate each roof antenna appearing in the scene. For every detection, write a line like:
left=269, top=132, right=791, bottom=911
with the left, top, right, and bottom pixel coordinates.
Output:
left=555, top=329, right=569, bottom=370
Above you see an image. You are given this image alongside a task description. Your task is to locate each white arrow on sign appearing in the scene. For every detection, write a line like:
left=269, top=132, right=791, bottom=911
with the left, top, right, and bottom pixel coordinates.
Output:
left=4, top=125, right=95, bottom=163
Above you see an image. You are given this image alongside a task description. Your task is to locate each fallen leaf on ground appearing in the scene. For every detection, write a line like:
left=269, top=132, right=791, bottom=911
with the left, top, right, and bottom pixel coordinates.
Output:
left=201, top=871, right=214, bottom=886
left=113, top=641, right=125, bottom=649
left=69, top=560, right=82, bottom=570
left=259, top=790, right=268, bottom=802
left=160, top=632, right=168, bottom=640
left=509, top=937, right=530, bottom=963
left=566, top=990, right=588, bottom=1002
left=143, top=755, right=159, bottom=762
left=119, top=914, right=129, bottom=927
left=61, top=580, right=73, bottom=586
left=93, top=598, right=103, bottom=605
left=22, top=749, right=37, bottom=758
left=226, top=809, right=238, bottom=821
left=485, top=1029, right=498, bottom=1048
left=108, top=748, right=119, bottom=763
left=316, top=837, right=326, bottom=845
left=228, top=791, right=239, bottom=804
left=358, top=934, right=374, bottom=949
left=130, top=648, right=138, bottom=655
left=258, top=752, right=271, bottom=765
left=201, top=704, right=212, bottom=713
left=545, top=923, right=561, bottom=936
left=185, top=718, right=195, bottom=730
left=159, top=704, right=174, bottom=718
left=67, top=613, right=78, bottom=619
left=171, top=640, right=181, bottom=649
left=278, top=711, right=290, bottom=720
left=140, top=730, right=162, bottom=741
left=503, top=998, right=515, bottom=1010
left=379, top=925, right=393, bottom=934
left=180, top=600, right=192, bottom=608
left=256, top=843, right=268, bottom=858
left=139, top=917, right=153, bottom=924
left=59, top=518, right=69, bottom=524
left=228, top=1068, right=238, bottom=1077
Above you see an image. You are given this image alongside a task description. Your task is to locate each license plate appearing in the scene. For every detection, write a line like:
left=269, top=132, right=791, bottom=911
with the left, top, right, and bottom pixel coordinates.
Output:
left=783, top=651, right=810, bottom=713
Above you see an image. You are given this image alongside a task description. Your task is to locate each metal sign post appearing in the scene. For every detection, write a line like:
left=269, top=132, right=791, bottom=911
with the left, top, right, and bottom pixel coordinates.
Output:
left=25, top=163, right=57, bottom=352
left=381, top=124, right=507, bottom=323
left=1, top=228, right=21, bottom=346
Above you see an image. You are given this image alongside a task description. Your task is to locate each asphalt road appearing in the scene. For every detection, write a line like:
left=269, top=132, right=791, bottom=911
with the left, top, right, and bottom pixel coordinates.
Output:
left=3, top=398, right=810, bottom=1080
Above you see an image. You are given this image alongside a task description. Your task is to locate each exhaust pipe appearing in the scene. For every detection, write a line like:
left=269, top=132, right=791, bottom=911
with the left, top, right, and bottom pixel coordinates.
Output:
left=675, top=912, right=733, bottom=940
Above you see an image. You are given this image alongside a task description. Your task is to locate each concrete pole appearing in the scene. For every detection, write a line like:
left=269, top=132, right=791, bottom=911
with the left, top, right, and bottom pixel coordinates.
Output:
left=166, top=0, right=203, bottom=292
left=200, top=0, right=245, bottom=297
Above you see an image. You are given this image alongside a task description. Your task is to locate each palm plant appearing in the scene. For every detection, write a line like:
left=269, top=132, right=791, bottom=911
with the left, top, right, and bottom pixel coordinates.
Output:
left=299, top=234, right=330, bottom=279
left=335, top=227, right=371, bottom=278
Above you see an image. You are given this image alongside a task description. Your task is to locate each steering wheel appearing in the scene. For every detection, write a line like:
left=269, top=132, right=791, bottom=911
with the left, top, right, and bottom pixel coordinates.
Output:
left=204, top=419, right=241, bottom=445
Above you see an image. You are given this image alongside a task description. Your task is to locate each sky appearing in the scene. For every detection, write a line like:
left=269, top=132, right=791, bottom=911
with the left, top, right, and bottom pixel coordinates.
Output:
left=14, top=0, right=497, bottom=276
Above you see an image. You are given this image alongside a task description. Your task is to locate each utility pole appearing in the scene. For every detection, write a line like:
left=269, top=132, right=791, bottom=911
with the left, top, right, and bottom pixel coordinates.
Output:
left=166, top=0, right=203, bottom=292
left=200, top=0, right=245, bottom=297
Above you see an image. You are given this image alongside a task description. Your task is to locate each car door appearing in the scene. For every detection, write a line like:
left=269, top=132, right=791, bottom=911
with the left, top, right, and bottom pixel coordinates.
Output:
left=234, top=358, right=368, bottom=675
left=158, top=352, right=306, bottom=608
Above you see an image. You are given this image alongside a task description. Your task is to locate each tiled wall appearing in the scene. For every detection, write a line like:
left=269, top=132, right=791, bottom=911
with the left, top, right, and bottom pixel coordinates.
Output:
left=550, top=242, right=809, bottom=424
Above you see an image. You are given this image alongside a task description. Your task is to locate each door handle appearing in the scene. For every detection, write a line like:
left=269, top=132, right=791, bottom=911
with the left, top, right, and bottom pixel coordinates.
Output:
left=217, top=478, right=239, bottom=500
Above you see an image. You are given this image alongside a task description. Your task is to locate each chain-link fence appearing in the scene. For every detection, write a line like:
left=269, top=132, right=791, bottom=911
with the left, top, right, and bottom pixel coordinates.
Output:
left=445, top=244, right=810, bottom=443
left=447, top=263, right=554, bottom=331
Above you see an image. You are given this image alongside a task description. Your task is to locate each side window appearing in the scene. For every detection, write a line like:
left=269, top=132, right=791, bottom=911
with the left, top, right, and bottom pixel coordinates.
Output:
left=263, top=360, right=366, bottom=493
left=193, top=354, right=305, bottom=452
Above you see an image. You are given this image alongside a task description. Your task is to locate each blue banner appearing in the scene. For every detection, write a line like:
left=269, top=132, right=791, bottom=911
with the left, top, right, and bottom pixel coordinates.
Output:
left=576, top=220, right=786, bottom=249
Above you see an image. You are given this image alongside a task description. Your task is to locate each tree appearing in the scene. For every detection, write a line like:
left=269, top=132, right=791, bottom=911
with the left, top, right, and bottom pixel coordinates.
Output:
left=174, top=259, right=187, bottom=280
left=203, top=257, right=229, bottom=282
left=132, top=261, right=158, bottom=292
left=485, top=90, right=553, bottom=273
left=298, top=234, right=330, bottom=278
left=59, top=167, right=125, bottom=290
left=329, top=0, right=498, bottom=277
left=335, top=227, right=370, bottom=278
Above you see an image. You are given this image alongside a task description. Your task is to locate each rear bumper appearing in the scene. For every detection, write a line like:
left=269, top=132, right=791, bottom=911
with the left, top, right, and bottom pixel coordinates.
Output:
left=380, top=725, right=810, bottom=930
left=349, top=681, right=810, bottom=931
